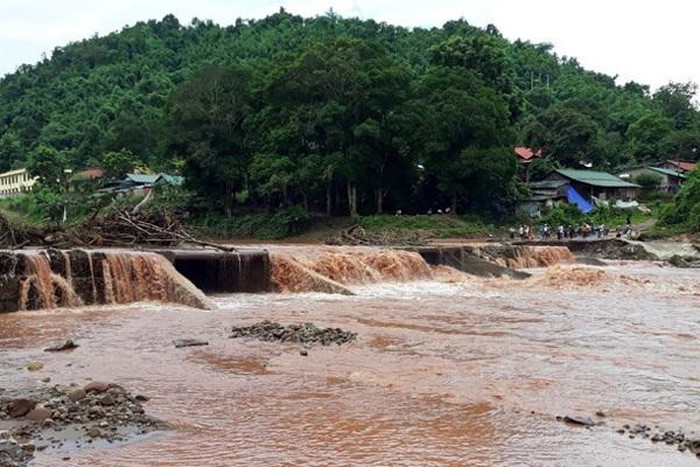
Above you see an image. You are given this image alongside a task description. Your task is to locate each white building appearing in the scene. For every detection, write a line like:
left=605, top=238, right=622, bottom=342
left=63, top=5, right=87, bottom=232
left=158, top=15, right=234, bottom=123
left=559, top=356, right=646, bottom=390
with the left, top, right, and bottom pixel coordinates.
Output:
left=0, top=168, right=38, bottom=198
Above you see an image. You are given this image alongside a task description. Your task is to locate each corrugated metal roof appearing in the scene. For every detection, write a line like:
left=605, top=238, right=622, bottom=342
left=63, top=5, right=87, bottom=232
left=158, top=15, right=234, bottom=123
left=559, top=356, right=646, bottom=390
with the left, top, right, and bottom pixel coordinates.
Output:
left=555, top=169, right=641, bottom=188
left=647, top=167, right=688, bottom=179
left=666, top=160, right=696, bottom=173
left=126, top=173, right=161, bottom=184
left=160, top=174, right=184, bottom=186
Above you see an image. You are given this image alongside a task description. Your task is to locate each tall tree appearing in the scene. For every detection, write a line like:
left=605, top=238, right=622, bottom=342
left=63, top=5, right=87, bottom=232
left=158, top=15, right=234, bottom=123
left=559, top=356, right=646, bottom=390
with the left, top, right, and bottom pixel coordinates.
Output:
left=166, top=65, right=255, bottom=216
left=417, top=67, right=515, bottom=214
left=0, top=131, right=24, bottom=172
left=260, top=37, right=412, bottom=215
left=524, top=105, right=603, bottom=168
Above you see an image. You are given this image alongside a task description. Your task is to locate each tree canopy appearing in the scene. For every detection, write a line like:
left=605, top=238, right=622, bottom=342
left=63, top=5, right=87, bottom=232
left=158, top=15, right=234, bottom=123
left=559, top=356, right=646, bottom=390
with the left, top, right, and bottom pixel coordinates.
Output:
left=1, top=9, right=699, bottom=218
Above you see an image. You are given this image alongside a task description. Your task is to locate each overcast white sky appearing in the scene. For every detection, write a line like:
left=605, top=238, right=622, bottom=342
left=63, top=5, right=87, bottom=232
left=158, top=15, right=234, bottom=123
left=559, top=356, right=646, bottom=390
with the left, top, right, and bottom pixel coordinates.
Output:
left=0, top=0, right=697, bottom=92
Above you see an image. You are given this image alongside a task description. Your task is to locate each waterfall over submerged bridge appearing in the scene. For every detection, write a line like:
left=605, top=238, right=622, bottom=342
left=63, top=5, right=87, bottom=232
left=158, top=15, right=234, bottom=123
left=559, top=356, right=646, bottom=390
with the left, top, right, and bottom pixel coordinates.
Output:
left=0, top=248, right=269, bottom=312
left=0, top=244, right=581, bottom=312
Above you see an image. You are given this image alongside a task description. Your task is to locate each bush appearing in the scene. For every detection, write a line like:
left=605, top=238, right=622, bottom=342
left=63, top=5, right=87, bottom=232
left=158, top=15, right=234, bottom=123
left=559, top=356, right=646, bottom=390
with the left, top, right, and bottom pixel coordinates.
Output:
left=191, top=206, right=311, bottom=240
left=355, top=214, right=493, bottom=237
left=659, top=168, right=700, bottom=231
left=634, top=172, right=663, bottom=190
left=542, top=203, right=586, bottom=227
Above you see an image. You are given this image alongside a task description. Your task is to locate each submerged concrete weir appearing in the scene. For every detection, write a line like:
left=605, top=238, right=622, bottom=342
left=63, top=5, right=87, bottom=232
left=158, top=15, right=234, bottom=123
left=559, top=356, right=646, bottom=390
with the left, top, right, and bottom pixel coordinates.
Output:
left=167, top=249, right=271, bottom=293
left=0, top=248, right=272, bottom=312
left=0, top=245, right=575, bottom=312
left=409, top=246, right=532, bottom=279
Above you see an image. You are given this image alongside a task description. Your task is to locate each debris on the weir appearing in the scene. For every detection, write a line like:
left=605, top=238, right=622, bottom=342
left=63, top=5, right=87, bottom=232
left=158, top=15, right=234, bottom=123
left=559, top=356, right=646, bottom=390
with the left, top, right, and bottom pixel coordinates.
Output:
left=230, top=321, right=357, bottom=346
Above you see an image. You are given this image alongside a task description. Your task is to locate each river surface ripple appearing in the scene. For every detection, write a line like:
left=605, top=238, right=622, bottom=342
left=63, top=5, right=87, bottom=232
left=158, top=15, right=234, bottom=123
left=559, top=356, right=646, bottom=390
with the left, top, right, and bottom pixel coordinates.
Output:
left=1, top=261, right=700, bottom=466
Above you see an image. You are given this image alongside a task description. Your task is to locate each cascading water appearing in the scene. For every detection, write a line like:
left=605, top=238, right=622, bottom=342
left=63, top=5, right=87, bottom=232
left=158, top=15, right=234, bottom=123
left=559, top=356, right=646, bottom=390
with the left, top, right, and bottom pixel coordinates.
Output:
left=270, top=249, right=434, bottom=293
left=269, top=244, right=578, bottom=293
left=1, top=249, right=212, bottom=312
left=495, top=246, right=575, bottom=269
left=19, top=253, right=83, bottom=310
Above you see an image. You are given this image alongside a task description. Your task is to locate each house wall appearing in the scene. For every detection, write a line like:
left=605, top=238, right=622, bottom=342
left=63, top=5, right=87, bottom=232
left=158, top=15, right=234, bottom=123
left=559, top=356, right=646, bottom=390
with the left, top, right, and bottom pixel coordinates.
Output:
left=0, top=168, right=37, bottom=198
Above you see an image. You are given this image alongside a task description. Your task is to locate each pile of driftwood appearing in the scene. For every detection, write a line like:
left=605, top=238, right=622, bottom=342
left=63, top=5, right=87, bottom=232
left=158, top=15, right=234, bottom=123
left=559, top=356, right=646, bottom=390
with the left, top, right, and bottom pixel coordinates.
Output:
left=0, top=210, right=232, bottom=251
left=77, top=209, right=233, bottom=250
left=0, top=213, right=57, bottom=248
left=325, top=224, right=427, bottom=246
left=77, top=210, right=187, bottom=247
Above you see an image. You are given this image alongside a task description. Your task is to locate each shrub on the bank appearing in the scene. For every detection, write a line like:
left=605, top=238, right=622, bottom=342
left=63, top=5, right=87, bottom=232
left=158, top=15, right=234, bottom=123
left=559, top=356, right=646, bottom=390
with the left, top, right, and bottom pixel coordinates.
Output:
left=660, top=168, right=700, bottom=232
left=355, top=214, right=493, bottom=237
left=191, top=206, right=311, bottom=239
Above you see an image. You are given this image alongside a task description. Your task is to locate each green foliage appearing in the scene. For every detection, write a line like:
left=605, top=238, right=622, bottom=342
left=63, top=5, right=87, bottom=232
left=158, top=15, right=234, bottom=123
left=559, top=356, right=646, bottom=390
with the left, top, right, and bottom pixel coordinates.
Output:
left=2, top=187, right=64, bottom=225
left=660, top=167, right=700, bottom=231
left=417, top=66, right=515, bottom=214
left=0, top=131, right=24, bottom=171
left=166, top=64, right=255, bottom=217
left=542, top=203, right=587, bottom=227
left=102, top=148, right=141, bottom=178
left=1, top=10, right=699, bottom=235
left=634, top=172, right=662, bottom=190
left=191, top=206, right=311, bottom=240
left=524, top=105, right=603, bottom=167
left=27, top=145, right=69, bottom=190
left=356, top=214, right=493, bottom=237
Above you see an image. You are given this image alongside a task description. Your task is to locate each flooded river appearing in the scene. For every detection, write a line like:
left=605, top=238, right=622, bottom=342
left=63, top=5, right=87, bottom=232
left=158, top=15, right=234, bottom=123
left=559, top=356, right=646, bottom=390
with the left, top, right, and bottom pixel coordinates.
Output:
left=1, top=248, right=700, bottom=466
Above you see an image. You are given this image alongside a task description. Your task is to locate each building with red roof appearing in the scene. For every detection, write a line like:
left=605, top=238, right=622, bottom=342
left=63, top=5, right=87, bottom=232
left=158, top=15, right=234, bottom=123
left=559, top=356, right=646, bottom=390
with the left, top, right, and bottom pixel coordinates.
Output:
left=665, top=160, right=696, bottom=173
left=514, top=146, right=543, bottom=164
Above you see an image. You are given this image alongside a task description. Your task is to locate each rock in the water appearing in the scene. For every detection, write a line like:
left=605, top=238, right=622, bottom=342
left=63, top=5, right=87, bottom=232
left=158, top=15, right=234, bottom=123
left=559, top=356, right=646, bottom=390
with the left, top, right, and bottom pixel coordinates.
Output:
left=99, top=394, right=116, bottom=406
left=44, top=340, right=79, bottom=352
left=172, top=339, right=209, bottom=348
left=8, top=399, right=37, bottom=418
left=230, top=321, right=357, bottom=347
left=668, top=254, right=700, bottom=268
left=562, top=415, right=596, bottom=427
left=25, top=407, right=53, bottom=422
left=0, top=430, right=30, bottom=467
left=68, top=389, right=86, bottom=402
left=83, top=381, right=111, bottom=393
left=26, top=362, right=44, bottom=372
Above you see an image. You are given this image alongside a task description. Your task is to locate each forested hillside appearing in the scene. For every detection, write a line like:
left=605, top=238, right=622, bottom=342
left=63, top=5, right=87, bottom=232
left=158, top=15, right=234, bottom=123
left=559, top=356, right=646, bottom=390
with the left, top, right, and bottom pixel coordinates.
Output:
left=1, top=9, right=699, bottom=218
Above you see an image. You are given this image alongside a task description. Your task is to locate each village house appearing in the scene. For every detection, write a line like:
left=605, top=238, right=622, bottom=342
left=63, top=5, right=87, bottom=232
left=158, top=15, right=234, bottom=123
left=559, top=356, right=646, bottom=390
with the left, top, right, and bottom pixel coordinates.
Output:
left=619, top=166, right=687, bottom=193
left=665, top=159, right=696, bottom=174
left=0, top=168, right=38, bottom=198
left=544, top=169, right=640, bottom=201
left=101, top=173, right=184, bottom=196
left=520, top=168, right=641, bottom=217
left=514, top=146, right=542, bottom=164
left=514, top=146, right=543, bottom=182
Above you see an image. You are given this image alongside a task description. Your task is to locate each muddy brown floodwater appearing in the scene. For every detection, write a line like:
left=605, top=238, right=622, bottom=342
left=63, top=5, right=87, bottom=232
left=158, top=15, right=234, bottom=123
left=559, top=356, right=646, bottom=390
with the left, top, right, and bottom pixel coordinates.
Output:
left=2, top=247, right=700, bottom=466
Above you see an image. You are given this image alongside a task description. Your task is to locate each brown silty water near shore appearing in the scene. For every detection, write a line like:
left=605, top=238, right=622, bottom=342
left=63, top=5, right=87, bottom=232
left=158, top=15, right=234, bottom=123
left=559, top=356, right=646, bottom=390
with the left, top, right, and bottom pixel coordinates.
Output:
left=2, top=245, right=700, bottom=466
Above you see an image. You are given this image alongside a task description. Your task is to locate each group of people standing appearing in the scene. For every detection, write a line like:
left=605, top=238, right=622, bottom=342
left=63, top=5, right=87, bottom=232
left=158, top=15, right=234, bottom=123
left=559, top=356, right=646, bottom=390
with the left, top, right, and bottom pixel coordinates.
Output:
left=511, top=223, right=610, bottom=241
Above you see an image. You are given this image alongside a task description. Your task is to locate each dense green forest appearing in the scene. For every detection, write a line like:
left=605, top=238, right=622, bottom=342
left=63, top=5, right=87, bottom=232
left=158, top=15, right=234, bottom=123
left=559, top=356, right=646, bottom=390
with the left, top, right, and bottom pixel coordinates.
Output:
left=1, top=9, right=699, bottom=221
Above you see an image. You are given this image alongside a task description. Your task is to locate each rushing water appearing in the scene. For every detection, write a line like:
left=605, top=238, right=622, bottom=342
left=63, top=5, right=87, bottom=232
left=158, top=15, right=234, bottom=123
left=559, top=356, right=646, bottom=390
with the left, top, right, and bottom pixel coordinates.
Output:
left=1, top=248, right=700, bottom=466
